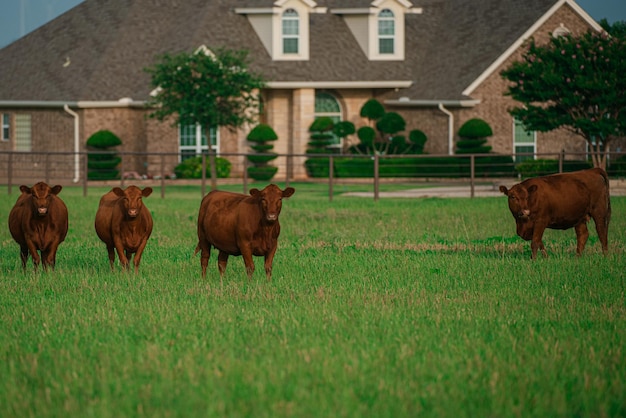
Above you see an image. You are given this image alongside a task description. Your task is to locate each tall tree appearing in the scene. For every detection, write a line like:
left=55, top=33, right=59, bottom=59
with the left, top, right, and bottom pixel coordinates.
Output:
left=145, top=46, right=265, bottom=189
left=501, top=29, right=626, bottom=169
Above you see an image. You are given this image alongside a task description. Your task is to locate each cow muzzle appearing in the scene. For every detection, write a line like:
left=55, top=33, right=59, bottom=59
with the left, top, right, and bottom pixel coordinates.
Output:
left=266, top=213, right=278, bottom=221
left=37, top=207, right=48, bottom=215
left=128, top=209, right=139, bottom=217
left=517, top=209, right=530, bottom=220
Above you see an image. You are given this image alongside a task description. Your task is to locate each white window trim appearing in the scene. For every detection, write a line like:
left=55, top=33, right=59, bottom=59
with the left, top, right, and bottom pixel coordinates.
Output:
left=368, top=5, right=405, bottom=60
left=1, top=113, right=10, bottom=141
left=272, top=4, right=310, bottom=61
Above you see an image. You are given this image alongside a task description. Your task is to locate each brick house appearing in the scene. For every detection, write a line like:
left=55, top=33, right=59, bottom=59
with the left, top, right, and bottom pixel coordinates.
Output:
left=0, top=0, right=607, bottom=180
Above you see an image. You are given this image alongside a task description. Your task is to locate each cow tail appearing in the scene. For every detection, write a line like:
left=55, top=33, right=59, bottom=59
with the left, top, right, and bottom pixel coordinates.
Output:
left=600, top=168, right=611, bottom=227
left=194, top=244, right=200, bottom=257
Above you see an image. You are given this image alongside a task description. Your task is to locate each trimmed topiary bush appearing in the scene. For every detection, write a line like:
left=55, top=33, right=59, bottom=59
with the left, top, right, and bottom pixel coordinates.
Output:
left=86, top=130, right=122, bottom=180
left=305, top=117, right=336, bottom=177
left=246, top=123, right=279, bottom=181
left=456, top=118, right=493, bottom=154
left=174, top=156, right=231, bottom=179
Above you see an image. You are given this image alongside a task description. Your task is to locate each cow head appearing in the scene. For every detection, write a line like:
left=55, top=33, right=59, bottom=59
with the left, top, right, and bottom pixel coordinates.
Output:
left=20, top=182, right=62, bottom=217
left=250, top=184, right=295, bottom=222
left=113, top=186, right=153, bottom=218
left=499, top=184, right=538, bottom=220
left=500, top=183, right=538, bottom=241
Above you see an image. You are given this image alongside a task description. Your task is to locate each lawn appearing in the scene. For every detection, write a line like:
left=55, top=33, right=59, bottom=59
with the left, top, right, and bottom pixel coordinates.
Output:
left=1, top=182, right=625, bottom=417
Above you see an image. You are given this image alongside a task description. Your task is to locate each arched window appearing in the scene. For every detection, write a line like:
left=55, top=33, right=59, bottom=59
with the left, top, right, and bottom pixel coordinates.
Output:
left=378, top=9, right=395, bottom=54
left=179, top=124, right=219, bottom=161
left=552, top=25, right=570, bottom=38
left=282, top=9, right=299, bottom=54
left=315, top=91, right=343, bottom=148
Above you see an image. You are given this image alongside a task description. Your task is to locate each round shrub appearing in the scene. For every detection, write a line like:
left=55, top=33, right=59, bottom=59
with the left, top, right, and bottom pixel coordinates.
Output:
left=247, top=165, right=279, bottom=181
left=357, top=126, right=376, bottom=147
left=247, top=124, right=278, bottom=142
left=309, top=116, right=334, bottom=132
left=458, top=118, right=493, bottom=139
left=247, top=153, right=278, bottom=164
left=86, top=130, right=122, bottom=148
left=376, top=112, right=406, bottom=135
left=360, top=99, right=385, bottom=121
left=409, top=129, right=427, bottom=148
left=333, top=121, right=355, bottom=138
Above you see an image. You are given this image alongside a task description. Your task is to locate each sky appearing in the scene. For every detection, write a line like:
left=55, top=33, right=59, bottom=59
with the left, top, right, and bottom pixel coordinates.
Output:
left=0, top=0, right=625, bottom=49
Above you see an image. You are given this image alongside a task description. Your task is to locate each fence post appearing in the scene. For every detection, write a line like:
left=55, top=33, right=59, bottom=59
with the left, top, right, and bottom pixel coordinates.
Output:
left=559, top=149, right=564, bottom=173
left=201, top=154, right=207, bottom=198
left=328, top=155, right=334, bottom=202
left=83, top=153, right=88, bottom=197
left=374, top=154, right=379, bottom=202
left=7, top=152, right=13, bottom=194
left=160, top=154, right=165, bottom=199
left=470, top=154, right=475, bottom=198
left=285, top=153, right=290, bottom=189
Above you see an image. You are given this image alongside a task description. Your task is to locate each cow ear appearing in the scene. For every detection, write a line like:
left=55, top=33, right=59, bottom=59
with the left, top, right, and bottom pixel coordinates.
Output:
left=51, top=185, right=63, bottom=195
left=112, top=187, right=125, bottom=197
left=282, top=187, right=295, bottom=198
left=527, top=185, right=538, bottom=194
left=20, top=185, right=31, bottom=194
left=249, top=188, right=260, bottom=197
left=499, top=185, right=509, bottom=196
left=142, top=187, right=153, bottom=197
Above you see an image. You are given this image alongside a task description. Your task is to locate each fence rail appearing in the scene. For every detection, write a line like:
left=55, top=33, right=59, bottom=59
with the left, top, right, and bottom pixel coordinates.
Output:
left=1, top=150, right=623, bottom=200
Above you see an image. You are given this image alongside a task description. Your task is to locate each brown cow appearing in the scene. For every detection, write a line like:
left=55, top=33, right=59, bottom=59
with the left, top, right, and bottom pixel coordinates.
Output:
left=196, top=184, right=295, bottom=280
left=94, top=185, right=153, bottom=272
left=499, top=168, right=611, bottom=259
left=8, top=182, right=69, bottom=270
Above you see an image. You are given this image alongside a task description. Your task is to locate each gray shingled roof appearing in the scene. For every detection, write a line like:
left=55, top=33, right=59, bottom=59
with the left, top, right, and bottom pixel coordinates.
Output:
left=0, top=0, right=561, bottom=102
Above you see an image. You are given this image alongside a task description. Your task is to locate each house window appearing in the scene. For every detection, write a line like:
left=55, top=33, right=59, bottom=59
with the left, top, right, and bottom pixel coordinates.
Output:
left=282, top=9, right=299, bottom=54
left=378, top=9, right=395, bottom=54
left=513, top=118, right=536, bottom=163
left=15, top=114, right=32, bottom=152
left=1, top=113, right=10, bottom=141
left=315, top=91, right=343, bottom=149
left=179, top=124, right=218, bottom=161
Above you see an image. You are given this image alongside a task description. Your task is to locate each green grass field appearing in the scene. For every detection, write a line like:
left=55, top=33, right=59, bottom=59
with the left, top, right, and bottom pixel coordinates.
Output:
left=1, top=182, right=625, bottom=417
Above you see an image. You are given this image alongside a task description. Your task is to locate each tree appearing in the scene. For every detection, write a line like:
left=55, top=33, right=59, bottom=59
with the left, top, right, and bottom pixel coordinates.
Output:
left=145, top=46, right=264, bottom=189
left=501, top=30, right=626, bottom=169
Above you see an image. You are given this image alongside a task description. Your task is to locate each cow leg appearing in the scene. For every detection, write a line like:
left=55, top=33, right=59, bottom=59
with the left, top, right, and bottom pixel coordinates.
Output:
left=264, top=247, right=277, bottom=281
left=574, top=222, right=589, bottom=256
left=26, top=240, right=41, bottom=270
left=240, top=247, right=255, bottom=279
left=19, top=244, right=29, bottom=270
left=217, top=251, right=229, bottom=278
left=530, top=224, right=548, bottom=259
left=133, top=239, right=150, bottom=274
left=592, top=214, right=610, bottom=255
left=198, top=242, right=211, bottom=278
left=106, top=244, right=116, bottom=271
left=43, top=241, right=62, bottom=270
left=115, top=241, right=130, bottom=270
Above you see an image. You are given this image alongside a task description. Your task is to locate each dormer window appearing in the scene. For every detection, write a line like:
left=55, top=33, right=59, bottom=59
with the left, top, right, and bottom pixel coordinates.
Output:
left=282, top=9, right=300, bottom=54
left=378, top=9, right=395, bottom=54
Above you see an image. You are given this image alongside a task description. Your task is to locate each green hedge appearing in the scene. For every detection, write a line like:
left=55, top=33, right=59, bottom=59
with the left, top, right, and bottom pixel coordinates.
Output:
left=515, top=159, right=592, bottom=178
left=174, top=156, right=231, bottom=179
left=328, top=155, right=516, bottom=178
left=247, top=165, right=279, bottom=181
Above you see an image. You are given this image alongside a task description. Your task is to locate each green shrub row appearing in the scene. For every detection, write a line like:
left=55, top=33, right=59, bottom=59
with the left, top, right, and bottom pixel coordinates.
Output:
left=305, top=155, right=516, bottom=178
